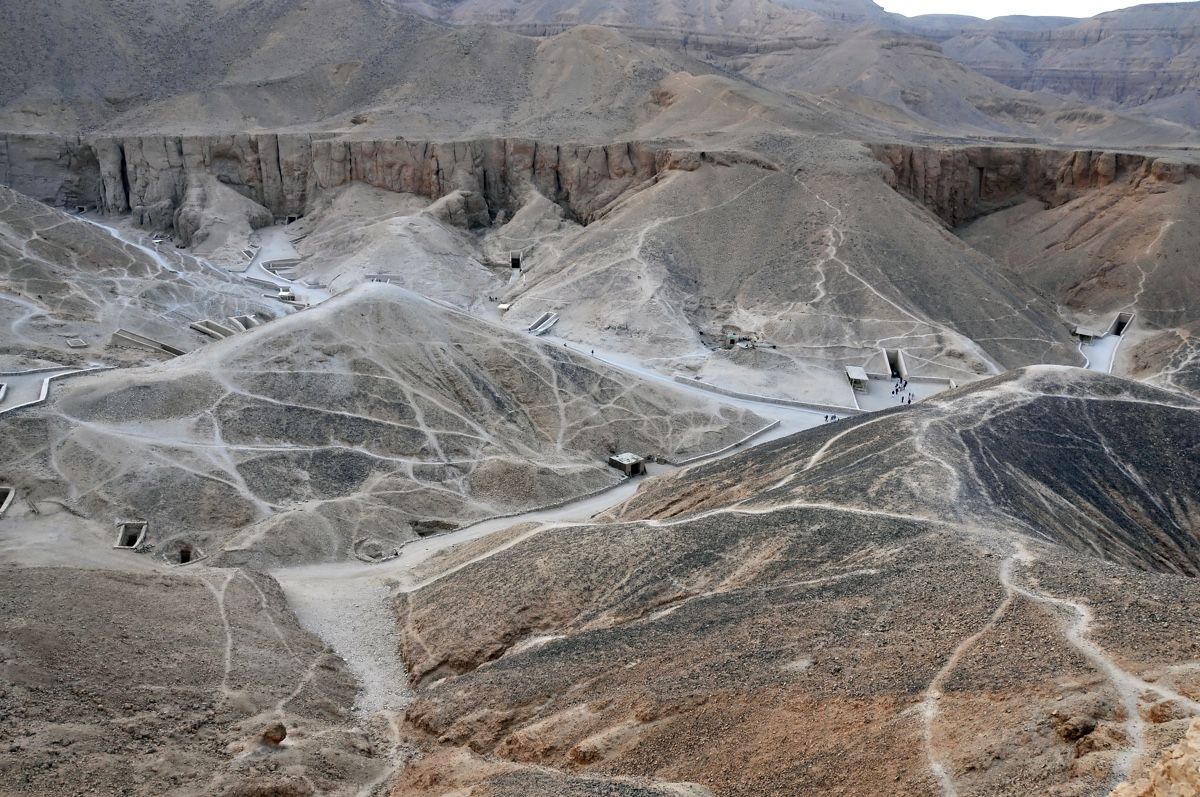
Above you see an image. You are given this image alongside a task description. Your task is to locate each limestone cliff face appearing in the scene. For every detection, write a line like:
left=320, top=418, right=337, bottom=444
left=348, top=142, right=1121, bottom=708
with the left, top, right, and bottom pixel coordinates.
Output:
left=0, top=132, right=763, bottom=232
left=870, top=143, right=1198, bottom=226
left=0, top=134, right=101, bottom=211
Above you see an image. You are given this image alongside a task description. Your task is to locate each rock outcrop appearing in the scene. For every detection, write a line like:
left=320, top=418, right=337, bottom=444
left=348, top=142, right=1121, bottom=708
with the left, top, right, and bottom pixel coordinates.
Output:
left=1, top=132, right=772, bottom=233
left=0, top=134, right=101, bottom=211
left=871, top=143, right=1197, bottom=226
left=173, top=173, right=273, bottom=249
left=1109, top=719, right=1200, bottom=796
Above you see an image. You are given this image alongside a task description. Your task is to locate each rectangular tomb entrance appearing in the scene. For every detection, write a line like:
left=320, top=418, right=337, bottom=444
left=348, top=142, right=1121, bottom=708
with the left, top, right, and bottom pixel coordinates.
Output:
left=114, top=521, right=147, bottom=550
left=883, top=348, right=908, bottom=379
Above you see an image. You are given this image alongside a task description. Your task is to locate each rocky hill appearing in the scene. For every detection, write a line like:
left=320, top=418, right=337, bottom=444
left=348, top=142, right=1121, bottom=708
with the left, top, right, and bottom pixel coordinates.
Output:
left=3, top=0, right=1198, bottom=147
left=0, top=185, right=277, bottom=368
left=1111, top=718, right=1200, bottom=795
left=871, top=142, right=1200, bottom=396
left=1, top=282, right=766, bottom=567
left=395, top=367, right=1200, bottom=797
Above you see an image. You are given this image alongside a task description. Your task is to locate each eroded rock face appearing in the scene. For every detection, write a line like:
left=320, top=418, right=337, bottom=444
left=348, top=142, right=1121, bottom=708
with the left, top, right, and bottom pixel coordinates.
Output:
left=871, top=143, right=1198, bottom=226
left=0, top=133, right=101, bottom=211
left=1, top=132, right=769, bottom=232
left=173, top=172, right=273, bottom=249
left=1109, top=718, right=1200, bottom=796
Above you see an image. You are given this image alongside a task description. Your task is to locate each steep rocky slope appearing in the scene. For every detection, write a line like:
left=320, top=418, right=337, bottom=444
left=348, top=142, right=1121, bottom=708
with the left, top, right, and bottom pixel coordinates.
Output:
left=399, top=0, right=828, bottom=37
left=958, top=169, right=1200, bottom=329
left=503, top=147, right=1083, bottom=384
left=3, top=118, right=1089, bottom=397
left=1, top=282, right=766, bottom=567
left=1124, top=320, right=1200, bottom=398
left=0, top=565, right=392, bottom=797
left=0, top=3, right=720, bottom=139
left=394, top=367, right=1200, bottom=797
left=610, top=367, right=1200, bottom=575
left=726, top=27, right=1194, bottom=143
left=4, top=0, right=1197, bottom=148
left=874, top=143, right=1200, bottom=391
left=0, top=185, right=276, bottom=367
left=872, top=143, right=1198, bottom=227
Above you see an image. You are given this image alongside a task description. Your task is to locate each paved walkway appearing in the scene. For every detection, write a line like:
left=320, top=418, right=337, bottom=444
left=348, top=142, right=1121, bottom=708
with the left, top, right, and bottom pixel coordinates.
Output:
left=855, top=376, right=947, bottom=412
left=0, top=368, right=87, bottom=414
left=1080, top=334, right=1123, bottom=374
left=234, top=227, right=330, bottom=306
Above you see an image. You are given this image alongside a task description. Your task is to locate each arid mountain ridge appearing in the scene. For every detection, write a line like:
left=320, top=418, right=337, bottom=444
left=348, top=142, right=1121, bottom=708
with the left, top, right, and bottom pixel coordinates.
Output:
left=2, top=1, right=1200, bottom=796
left=399, top=0, right=1200, bottom=127
left=3, top=0, right=1199, bottom=141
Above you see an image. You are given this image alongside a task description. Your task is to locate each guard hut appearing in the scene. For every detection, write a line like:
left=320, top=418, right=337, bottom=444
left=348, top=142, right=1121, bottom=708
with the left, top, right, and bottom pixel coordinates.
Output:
left=608, top=452, right=647, bottom=477
left=845, top=365, right=870, bottom=393
left=1073, top=326, right=1100, bottom=343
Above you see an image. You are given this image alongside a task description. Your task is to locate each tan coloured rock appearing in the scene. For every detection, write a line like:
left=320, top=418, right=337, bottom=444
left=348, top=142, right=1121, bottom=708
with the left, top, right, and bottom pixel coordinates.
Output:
left=261, top=721, right=288, bottom=746
left=1109, top=719, right=1200, bottom=797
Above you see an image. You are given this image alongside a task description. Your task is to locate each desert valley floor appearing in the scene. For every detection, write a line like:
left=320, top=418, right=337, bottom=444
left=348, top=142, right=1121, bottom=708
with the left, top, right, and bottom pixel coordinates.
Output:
left=2, top=1, right=1200, bottom=795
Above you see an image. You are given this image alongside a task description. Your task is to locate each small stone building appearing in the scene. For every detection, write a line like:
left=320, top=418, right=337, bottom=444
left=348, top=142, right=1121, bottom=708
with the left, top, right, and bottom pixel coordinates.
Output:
left=845, top=365, right=869, bottom=393
left=608, top=453, right=647, bottom=476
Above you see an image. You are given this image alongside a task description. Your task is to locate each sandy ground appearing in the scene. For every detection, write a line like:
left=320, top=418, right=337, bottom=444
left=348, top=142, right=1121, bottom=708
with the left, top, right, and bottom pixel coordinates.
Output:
left=1081, top=334, right=1127, bottom=374
left=0, top=497, right=168, bottom=571
left=855, top=375, right=948, bottom=412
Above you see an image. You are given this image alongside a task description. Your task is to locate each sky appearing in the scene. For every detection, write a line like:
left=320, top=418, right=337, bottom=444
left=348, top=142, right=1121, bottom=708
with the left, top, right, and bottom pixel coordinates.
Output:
left=877, top=0, right=1192, bottom=18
